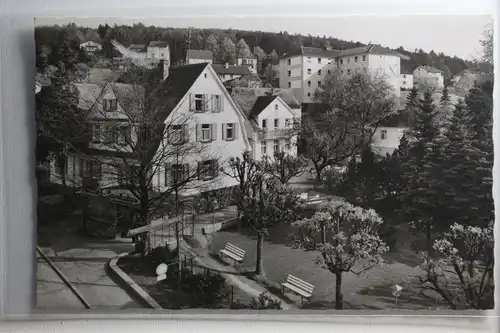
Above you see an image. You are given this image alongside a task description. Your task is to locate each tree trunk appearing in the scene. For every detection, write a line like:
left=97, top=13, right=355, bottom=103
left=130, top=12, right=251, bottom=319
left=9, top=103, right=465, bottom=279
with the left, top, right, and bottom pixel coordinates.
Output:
left=175, top=188, right=182, bottom=289
left=335, top=271, right=343, bottom=310
left=255, top=232, right=264, bottom=276
left=426, top=221, right=433, bottom=256
left=321, top=223, right=326, bottom=244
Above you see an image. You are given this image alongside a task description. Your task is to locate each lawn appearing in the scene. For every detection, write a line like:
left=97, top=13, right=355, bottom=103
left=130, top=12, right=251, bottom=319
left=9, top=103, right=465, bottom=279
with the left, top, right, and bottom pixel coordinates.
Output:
left=208, top=220, right=447, bottom=310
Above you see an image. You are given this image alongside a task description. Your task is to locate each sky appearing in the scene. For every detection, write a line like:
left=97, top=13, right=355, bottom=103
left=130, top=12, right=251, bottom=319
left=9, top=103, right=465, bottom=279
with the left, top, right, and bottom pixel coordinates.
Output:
left=36, top=15, right=492, bottom=60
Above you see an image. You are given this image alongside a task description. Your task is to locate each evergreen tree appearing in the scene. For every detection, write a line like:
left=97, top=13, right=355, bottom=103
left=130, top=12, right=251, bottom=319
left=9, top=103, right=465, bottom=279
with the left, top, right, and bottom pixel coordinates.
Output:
left=236, top=38, right=252, bottom=58
left=406, top=86, right=419, bottom=109
left=440, top=86, right=450, bottom=106
left=205, top=34, right=220, bottom=56
left=219, top=37, right=237, bottom=64
left=399, top=91, right=441, bottom=253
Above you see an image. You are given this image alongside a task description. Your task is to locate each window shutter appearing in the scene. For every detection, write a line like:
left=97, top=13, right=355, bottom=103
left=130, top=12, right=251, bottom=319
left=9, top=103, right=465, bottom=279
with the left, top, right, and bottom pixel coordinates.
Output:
left=183, top=124, right=189, bottom=143
left=219, top=95, right=224, bottom=111
left=183, top=164, right=190, bottom=181
left=234, top=123, right=239, bottom=139
left=164, top=164, right=171, bottom=186
left=211, top=124, right=217, bottom=141
left=211, top=94, right=216, bottom=112
left=189, top=94, right=193, bottom=111
left=213, top=160, right=219, bottom=177
left=196, top=124, right=201, bottom=142
left=222, top=123, right=226, bottom=140
left=67, top=156, right=74, bottom=178
left=202, top=94, right=207, bottom=112
left=197, top=162, right=202, bottom=180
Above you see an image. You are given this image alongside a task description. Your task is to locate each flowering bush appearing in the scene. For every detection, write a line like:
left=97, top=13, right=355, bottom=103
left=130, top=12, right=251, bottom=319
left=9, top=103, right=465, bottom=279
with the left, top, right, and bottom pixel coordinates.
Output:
left=419, top=222, right=494, bottom=309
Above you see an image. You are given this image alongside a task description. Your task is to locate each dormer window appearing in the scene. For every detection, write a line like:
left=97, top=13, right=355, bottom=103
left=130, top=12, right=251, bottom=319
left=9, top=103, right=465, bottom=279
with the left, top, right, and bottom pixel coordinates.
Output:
left=103, top=99, right=118, bottom=112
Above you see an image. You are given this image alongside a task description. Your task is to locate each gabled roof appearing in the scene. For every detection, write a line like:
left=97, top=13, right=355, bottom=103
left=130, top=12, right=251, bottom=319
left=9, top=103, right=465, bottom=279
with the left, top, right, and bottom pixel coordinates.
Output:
left=186, top=49, right=213, bottom=60
left=339, top=44, right=400, bottom=57
left=148, top=41, right=169, bottom=48
left=128, top=44, right=146, bottom=52
left=86, top=68, right=123, bottom=86
left=231, top=88, right=301, bottom=118
left=238, top=54, right=257, bottom=60
left=416, top=65, right=443, bottom=74
left=106, top=83, right=145, bottom=116
left=212, top=64, right=252, bottom=76
left=248, top=96, right=278, bottom=119
left=73, top=83, right=103, bottom=110
left=281, top=46, right=340, bottom=59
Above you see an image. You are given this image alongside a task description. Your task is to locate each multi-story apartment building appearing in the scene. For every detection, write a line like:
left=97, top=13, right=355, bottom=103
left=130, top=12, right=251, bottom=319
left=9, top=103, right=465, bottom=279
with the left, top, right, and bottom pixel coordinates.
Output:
left=413, top=65, right=444, bottom=90
left=336, top=45, right=401, bottom=98
left=146, top=41, right=170, bottom=63
left=279, top=46, right=339, bottom=104
left=279, top=44, right=401, bottom=103
left=231, top=88, right=301, bottom=161
left=185, top=49, right=214, bottom=65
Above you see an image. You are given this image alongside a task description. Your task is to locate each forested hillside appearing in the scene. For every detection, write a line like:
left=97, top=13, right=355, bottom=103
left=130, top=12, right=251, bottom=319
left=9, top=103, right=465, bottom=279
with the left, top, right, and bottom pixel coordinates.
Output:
left=36, top=22, right=478, bottom=81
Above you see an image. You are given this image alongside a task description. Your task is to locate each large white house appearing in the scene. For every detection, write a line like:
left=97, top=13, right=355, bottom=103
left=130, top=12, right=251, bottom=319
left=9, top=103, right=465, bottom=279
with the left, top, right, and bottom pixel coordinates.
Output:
left=50, top=63, right=252, bottom=197
left=279, top=44, right=401, bottom=103
left=147, top=41, right=170, bottom=63
left=400, top=71, right=414, bottom=90
left=413, top=65, right=444, bottom=90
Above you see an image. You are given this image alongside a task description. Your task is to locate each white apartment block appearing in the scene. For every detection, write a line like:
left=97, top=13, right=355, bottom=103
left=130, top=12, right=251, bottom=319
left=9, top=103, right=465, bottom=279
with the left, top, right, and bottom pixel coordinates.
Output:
left=279, top=47, right=338, bottom=104
left=337, top=45, right=401, bottom=99
left=413, top=65, right=444, bottom=90
left=279, top=44, right=401, bottom=104
left=400, top=73, right=413, bottom=90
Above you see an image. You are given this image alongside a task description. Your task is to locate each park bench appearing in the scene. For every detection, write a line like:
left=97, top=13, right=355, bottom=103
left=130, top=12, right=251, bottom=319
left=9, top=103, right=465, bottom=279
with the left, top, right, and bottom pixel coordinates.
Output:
left=281, top=274, right=315, bottom=304
left=219, top=242, right=246, bottom=264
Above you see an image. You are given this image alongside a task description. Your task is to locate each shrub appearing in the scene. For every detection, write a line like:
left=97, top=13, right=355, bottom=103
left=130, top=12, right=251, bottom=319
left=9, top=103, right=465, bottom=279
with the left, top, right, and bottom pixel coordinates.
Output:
left=378, top=224, right=397, bottom=250
left=231, top=293, right=283, bottom=310
left=182, top=271, right=230, bottom=308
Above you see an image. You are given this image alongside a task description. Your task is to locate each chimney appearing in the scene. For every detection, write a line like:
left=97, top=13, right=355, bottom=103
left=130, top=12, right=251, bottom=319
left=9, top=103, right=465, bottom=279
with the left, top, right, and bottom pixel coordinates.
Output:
left=225, top=63, right=229, bottom=69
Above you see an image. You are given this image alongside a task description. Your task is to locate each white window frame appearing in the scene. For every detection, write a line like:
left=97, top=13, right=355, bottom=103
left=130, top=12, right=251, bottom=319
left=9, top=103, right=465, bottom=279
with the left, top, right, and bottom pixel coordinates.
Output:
left=354, top=56, right=358, bottom=62
left=287, top=58, right=291, bottom=65
left=340, top=59, right=344, bottom=64
left=285, top=118, right=292, bottom=127
left=307, top=80, right=311, bottom=87
left=307, top=56, right=311, bottom=62
left=275, top=104, right=278, bottom=110
left=362, top=55, right=366, bottom=61
left=287, top=70, right=291, bottom=77
left=201, top=124, right=211, bottom=142
left=225, top=123, right=234, bottom=140
left=262, top=119, right=267, bottom=129
left=261, top=141, right=267, bottom=155
left=307, top=68, right=311, bottom=75
left=318, top=69, right=322, bottom=75
left=194, top=94, right=203, bottom=112
left=274, top=118, right=279, bottom=129
left=381, top=129, right=388, bottom=140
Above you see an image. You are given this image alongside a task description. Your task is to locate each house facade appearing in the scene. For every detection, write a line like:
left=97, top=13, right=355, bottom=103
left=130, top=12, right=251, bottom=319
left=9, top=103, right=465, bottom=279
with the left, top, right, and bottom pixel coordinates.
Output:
left=50, top=63, right=252, bottom=198
left=413, top=65, right=444, bottom=90
left=400, top=73, right=413, bottom=90
left=147, top=41, right=170, bottom=63
left=371, top=126, right=407, bottom=156
left=185, top=49, right=213, bottom=65
left=237, top=56, right=258, bottom=73
left=453, top=70, right=487, bottom=97
left=278, top=44, right=401, bottom=104
left=80, top=41, right=102, bottom=54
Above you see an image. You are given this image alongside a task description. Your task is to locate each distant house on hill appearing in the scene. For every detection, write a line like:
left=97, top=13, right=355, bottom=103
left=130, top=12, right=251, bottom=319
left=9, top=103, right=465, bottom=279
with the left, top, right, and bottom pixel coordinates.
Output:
left=225, top=73, right=262, bottom=89
left=212, top=64, right=253, bottom=83
left=453, top=70, right=489, bottom=97
left=413, top=65, right=444, bottom=90
left=237, top=55, right=258, bottom=73
left=128, top=44, right=147, bottom=53
left=185, top=49, right=213, bottom=65
left=400, top=69, right=413, bottom=90
left=80, top=41, right=102, bottom=54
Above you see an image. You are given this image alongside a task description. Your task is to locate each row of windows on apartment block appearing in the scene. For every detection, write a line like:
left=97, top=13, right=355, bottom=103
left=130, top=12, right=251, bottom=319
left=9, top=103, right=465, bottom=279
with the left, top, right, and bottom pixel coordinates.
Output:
left=55, top=156, right=220, bottom=185
left=91, top=122, right=240, bottom=145
left=287, top=67, right=368, bottom=89
left=98, top=93, right=224, bottom=114
left=259, top=139, right=291, bottom=155
left=286, top=55, right=367, bottom=66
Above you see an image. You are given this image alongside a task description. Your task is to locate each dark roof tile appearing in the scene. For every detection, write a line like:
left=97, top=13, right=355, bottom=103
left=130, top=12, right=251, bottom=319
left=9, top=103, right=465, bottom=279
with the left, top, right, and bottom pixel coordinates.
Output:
left=212, top=64, right=252, bottom=76
left=248, top=95, right=277, bottom=118
left=186, top=49, right=213, bottom=60
left=148, top=41, right=169, bottom=48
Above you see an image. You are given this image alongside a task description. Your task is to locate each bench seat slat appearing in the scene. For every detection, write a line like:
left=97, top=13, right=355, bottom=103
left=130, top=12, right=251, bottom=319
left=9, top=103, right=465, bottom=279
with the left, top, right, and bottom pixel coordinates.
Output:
left=282, top=282, right=312, bottom=298
left=220, top=249, right=243, bottom=262
left=225, top=246, right=245, bottom=257
left=286, top=276, right=314, bottom=291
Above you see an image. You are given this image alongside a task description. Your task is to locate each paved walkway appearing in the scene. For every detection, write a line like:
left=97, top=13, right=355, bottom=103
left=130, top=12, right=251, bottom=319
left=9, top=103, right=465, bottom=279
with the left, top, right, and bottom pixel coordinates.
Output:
left=36, top=252, right=86, bottom=310
left=37, top=215, right=143, bottom=310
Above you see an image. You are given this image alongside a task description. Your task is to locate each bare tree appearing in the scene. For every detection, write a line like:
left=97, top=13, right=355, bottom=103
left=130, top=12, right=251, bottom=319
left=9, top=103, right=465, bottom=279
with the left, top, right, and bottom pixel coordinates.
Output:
left=261, top=151, right=308, bottom=185
left=303, top=71, right=397, bottom=181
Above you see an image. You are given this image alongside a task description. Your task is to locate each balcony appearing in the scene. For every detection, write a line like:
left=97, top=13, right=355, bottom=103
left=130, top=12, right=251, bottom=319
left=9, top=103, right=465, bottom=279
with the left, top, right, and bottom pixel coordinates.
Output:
left=257, top=128, right=294, bottom=140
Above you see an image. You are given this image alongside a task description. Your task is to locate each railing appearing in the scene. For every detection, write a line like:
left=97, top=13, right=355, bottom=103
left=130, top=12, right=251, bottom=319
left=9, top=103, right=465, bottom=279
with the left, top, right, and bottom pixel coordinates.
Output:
left=257, top=128, right=294, bottom=140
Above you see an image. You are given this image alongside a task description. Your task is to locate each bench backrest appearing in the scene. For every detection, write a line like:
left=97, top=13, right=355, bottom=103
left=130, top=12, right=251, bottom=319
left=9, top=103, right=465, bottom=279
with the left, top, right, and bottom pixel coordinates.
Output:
left=286, top=274, right=314, bottom=294
left=225, top=243, right=246, bottom=257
